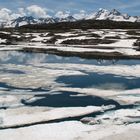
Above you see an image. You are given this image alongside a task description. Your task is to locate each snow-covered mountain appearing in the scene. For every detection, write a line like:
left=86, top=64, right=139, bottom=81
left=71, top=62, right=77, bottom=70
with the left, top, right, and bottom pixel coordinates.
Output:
left=86, top=9, right=138, bottom=22
left=6, top=16, right=38, bottom=28
left=4, top=16, right=76, bottom=28
left=1, top=9, right=140, bottom=28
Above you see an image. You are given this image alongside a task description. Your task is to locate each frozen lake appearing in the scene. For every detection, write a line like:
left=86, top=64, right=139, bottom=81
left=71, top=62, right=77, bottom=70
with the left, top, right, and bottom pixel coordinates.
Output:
left=0, top=50, right=140, bottom=140
left=0, top=51, right=139, bottom=129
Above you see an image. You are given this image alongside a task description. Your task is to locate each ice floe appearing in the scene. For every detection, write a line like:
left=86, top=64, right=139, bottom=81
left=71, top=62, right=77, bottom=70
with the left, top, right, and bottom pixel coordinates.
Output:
left=0, top=106, right=111, bottom=128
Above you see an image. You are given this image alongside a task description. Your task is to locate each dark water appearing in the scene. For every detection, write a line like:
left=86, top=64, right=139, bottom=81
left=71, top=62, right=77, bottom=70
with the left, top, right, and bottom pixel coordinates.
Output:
left=22, top=91, right=120, bottom=107
left=56, top=72, right=140, bottom=90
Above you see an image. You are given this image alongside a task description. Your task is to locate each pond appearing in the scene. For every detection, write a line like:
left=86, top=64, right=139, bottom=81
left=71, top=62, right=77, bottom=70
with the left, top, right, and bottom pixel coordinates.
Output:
left=0, top=51, right=140, bottom=109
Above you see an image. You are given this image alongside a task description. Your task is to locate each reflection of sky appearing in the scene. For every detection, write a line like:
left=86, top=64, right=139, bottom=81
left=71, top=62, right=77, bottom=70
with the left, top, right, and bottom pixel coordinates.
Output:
left=0, top=51, right=140, bottom=66
left=0, top=51, right=140, bottom=91
left=94, top=83, right=127, bottom=90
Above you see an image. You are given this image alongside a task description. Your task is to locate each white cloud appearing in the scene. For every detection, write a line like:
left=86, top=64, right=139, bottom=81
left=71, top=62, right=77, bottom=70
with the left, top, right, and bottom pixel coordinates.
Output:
left=10, top=13, right=21, bottom=19
left=0, top=8, right=26, bottom=22
left=0, top=8, right=12, bottom=22
left=0, top=5, right=52, bottom=22
left=55, top=11, right=70, bottom=18
left=26, top=5, right=49, bottom=18
left=18, top=8, right=26, bottom=17
left=73, top=10, right=87, bottom=20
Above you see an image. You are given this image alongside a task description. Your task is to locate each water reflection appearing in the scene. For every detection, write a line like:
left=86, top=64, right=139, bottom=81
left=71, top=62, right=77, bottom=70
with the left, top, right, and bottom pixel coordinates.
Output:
left=0, top=51, right=140, bottom=65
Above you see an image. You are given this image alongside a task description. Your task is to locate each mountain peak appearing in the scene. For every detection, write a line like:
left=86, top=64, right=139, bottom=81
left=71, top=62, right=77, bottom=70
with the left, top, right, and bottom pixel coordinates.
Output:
left=95, top=8, right=110, bottom=20
left=98, top=8, right=109, bottom=13
left=110, top=9, right=121, bottom=16
left=98, top=8, right=107, bottom=11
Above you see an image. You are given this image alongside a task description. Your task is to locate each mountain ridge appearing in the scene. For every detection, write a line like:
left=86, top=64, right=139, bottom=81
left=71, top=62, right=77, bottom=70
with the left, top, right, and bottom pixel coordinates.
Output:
left=1, top=8, right=140, bottom=28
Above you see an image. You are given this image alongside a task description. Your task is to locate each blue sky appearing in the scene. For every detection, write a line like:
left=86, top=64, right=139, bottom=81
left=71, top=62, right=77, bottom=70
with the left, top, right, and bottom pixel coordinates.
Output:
left=0, top=0, right=139, bottom=16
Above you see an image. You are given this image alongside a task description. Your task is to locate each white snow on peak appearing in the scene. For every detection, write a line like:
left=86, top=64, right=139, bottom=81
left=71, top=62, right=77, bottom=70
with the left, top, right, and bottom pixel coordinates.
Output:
left=86, top=8, right=139, bottom=22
